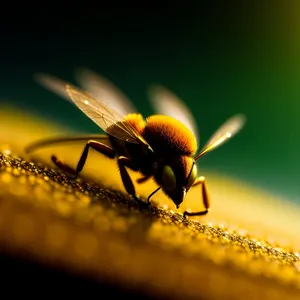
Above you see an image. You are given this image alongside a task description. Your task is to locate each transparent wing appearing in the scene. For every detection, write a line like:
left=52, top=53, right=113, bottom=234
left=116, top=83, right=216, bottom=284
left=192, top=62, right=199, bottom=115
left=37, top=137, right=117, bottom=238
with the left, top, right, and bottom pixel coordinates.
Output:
left=74, top=68, right=137, bottom=116
left=65, top=84, right=150, bottom=146
left=34, top=73, right=72, bottom=101
left=194, top=114, right=246, bottom=160
left=34, top=73, right=149, bottom=146
left=35, top=70, right=137, bottom=117
left=147, top=84, right=199, bottom=144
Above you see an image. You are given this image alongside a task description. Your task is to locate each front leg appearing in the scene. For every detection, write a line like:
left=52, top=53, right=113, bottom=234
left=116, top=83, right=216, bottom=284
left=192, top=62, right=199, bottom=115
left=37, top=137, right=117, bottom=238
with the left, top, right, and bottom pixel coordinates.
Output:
left=118, top=156, right=150, bottom=207
left=183, top=176, right=211, bottom=218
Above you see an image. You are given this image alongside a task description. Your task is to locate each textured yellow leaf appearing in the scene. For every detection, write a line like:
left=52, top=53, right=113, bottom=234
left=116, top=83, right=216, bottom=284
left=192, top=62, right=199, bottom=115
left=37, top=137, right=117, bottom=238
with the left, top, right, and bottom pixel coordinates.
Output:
left=1, top=104, right=300, bottom=300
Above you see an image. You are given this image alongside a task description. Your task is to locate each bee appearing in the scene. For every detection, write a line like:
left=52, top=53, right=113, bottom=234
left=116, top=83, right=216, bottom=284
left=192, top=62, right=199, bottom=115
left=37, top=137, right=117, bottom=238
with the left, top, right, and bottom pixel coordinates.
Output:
left=25, top=69, right=246, bottom=217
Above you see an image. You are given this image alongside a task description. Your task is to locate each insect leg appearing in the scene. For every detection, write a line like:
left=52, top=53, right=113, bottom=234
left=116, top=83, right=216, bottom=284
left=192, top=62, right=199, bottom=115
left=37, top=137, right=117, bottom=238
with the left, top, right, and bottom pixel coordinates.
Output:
left=24, top=134, right=109, bottom=153
left=117, top=156, right=149, bottom=206
left=183, top=176, right=211, bottom=218
left=136, top=175, right=151, bottom=184
left=52, top=140, right=115, bottom=179
left=51, top=156, right=79, bottom=177
left=147, top=186, right=161, bottom=204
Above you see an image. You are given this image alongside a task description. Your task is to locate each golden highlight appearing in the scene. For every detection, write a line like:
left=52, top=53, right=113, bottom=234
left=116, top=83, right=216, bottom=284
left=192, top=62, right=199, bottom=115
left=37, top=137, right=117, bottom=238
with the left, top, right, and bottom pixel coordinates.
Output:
left=145, top=115, right=198, bottom=155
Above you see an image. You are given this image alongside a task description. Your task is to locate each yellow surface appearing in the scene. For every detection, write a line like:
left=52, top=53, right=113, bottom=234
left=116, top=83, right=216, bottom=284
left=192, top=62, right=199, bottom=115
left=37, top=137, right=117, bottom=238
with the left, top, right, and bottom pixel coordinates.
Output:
left=1, top=105, right=300, bottom=300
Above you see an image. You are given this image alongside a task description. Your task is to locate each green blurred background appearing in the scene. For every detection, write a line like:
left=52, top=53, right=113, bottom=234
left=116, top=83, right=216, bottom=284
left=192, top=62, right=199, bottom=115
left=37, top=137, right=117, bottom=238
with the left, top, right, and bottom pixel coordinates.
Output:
left=1, top=1, right=299, bottom=202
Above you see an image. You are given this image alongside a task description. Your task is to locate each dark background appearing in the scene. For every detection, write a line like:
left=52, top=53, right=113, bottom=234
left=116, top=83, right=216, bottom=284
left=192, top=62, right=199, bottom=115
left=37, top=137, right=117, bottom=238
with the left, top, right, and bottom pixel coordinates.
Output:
left=1, top=1, right=299, bottom=202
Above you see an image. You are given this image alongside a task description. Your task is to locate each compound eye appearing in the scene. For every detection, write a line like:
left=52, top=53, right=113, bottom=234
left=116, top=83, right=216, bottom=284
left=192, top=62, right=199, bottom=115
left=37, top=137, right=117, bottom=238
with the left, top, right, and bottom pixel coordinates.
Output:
left=161, top=165, right=176, bottom=191
left=187, top=163, right=197, bottom=188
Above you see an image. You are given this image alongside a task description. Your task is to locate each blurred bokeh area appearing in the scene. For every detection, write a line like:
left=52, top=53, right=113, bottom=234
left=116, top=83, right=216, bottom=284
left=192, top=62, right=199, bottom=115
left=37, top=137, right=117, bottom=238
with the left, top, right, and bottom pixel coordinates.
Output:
left=1, top=1, right=299, bottom=203
left=1, top=2, right=300, bottom=299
